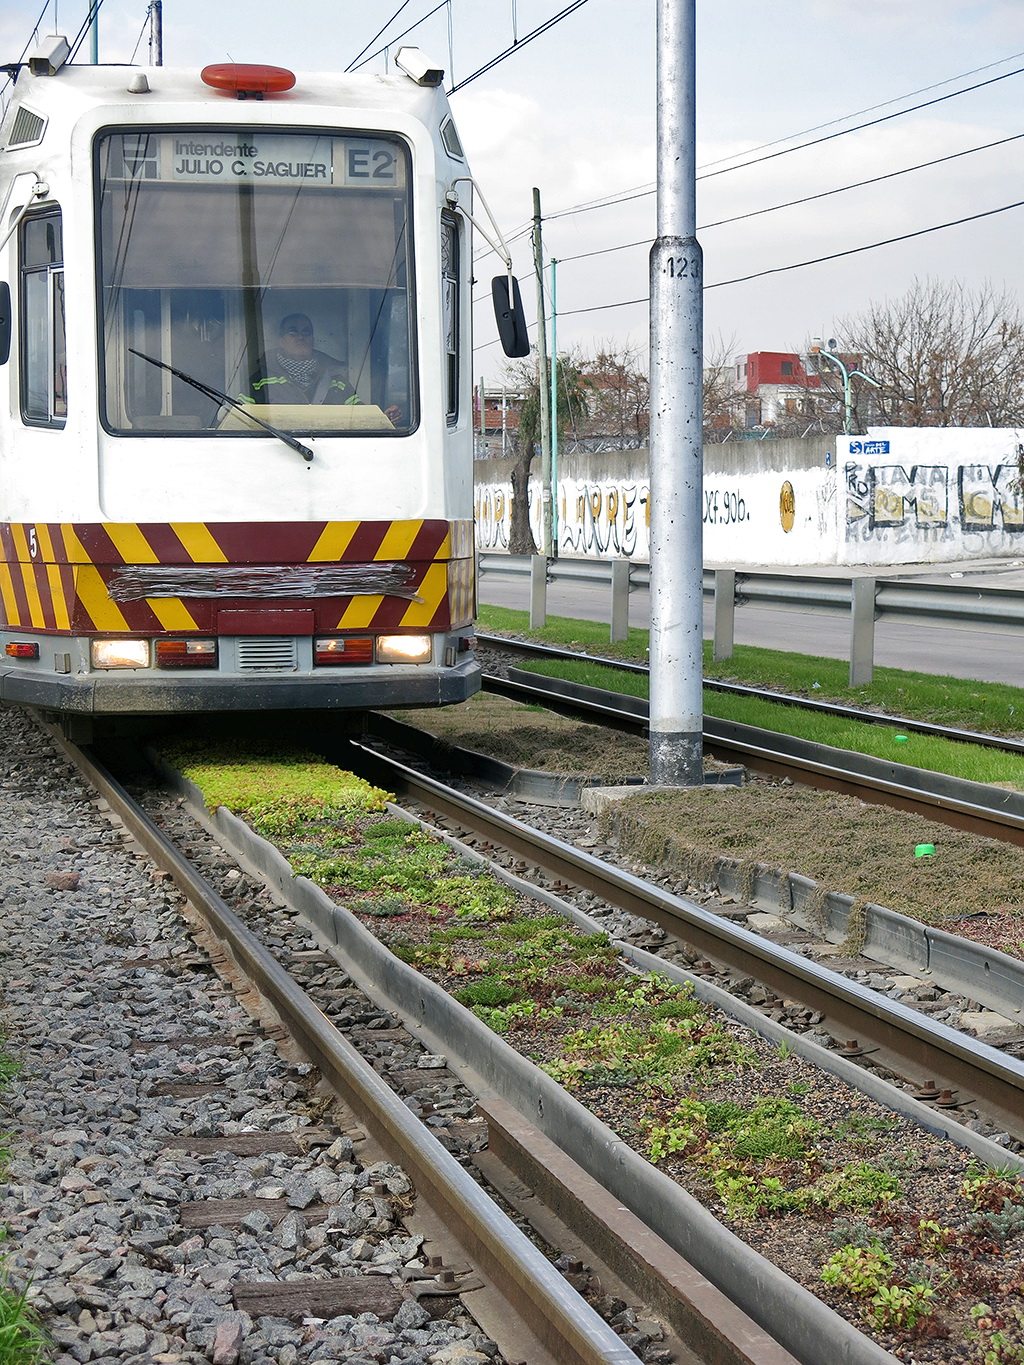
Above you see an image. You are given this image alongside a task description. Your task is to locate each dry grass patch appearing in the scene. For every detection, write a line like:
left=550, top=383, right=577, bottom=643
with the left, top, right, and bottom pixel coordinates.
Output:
left=605, top=781, right=1024, bottom=936
left=397, top=693, right=649, bottom=777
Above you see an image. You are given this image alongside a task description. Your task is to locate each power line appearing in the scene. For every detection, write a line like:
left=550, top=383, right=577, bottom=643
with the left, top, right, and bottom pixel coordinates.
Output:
left=705, top=196, right=1024, bottom=290
left=535, top=56, right=1024, bottom=229
left=538, top=194, right=1024, bottom=323
left=345, top=0, right=416, bottom=72
left=349, top=0, right=449, bottom=73
left=695, top=47, right=1024, bottom=174
left=698, top=131, right=1024, bottom=231
left=1, top=0, right=51, bottom=96
left=67, top=0, right=106, bottom=63
left=448, top=0, right=588, bottom=94
left=551, top=127, right=1024, bottom=265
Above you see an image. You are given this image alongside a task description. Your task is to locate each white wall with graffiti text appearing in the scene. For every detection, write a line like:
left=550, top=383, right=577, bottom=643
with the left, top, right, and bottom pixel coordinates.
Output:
left=475, top=429, right=1024, bottom=567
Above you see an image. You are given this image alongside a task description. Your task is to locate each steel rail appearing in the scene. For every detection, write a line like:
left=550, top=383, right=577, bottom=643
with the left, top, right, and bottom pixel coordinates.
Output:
left=344, top=740, right=1024, bottom=1140
left=40, top=720, right=644, bottom=1365
left=479, top=670, right=1024, bottom=847
left=475, top=631, right=1024, bottom=756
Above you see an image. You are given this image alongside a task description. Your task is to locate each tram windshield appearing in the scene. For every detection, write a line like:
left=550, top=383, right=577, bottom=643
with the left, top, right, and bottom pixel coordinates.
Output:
left=96, top=129, right=416, bottom=436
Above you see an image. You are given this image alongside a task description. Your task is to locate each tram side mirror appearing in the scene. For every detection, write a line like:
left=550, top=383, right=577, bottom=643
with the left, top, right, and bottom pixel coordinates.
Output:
left=0, top=283, right=10, bottom=366
left=492, top=275, right=530, bottom=358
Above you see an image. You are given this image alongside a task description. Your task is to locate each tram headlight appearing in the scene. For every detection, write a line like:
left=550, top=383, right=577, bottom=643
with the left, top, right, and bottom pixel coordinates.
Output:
left=91, top=639, right=151, bottom=669
left=376, top=634, right=432, bottom=664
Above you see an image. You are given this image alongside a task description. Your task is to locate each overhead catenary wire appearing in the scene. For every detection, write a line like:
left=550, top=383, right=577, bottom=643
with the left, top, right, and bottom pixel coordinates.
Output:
left=695, top=46, right=1024, bottom=174
left=348, top=0, right=449, bottom=73
left=524, top=194, right=1024, bottom=327
left=345, top=0, right=416, bottom=72
left=448, top=0, right=588, bottom=94
left=530, top=57, right=1024, bottom=231
left=66, top=0, right=106, bottom=63
left=545, top=127, right=1024, bottom=268
left=472, top=192, right=1024, bottom=352
left=1, top=0, right=52, bottom=96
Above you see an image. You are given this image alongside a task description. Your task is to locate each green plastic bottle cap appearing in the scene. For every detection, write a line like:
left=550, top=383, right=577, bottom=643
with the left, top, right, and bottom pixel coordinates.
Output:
left=915, top=844, right=935, bottom=858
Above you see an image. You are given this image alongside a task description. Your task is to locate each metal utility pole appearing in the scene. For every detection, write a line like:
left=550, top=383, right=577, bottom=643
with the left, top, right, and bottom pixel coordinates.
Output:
left=87, top=0, right=100, bottom=62
left=549, top=256, right=559, bottom=555
left=648, top=0, right=704, bottom=787
left=150, top=1, right=163, bottom=66
left=532, top=188, right=552, bottom=557
left=810, top=337, right=880, bottom=435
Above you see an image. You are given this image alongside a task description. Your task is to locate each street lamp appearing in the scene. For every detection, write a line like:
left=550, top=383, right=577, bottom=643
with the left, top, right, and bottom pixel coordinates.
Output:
left=810, top=336, right=880, bottom=435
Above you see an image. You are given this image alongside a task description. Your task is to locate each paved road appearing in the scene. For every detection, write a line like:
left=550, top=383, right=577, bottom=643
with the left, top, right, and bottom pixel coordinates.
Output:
left=478, top=567, right=1023, bottom=688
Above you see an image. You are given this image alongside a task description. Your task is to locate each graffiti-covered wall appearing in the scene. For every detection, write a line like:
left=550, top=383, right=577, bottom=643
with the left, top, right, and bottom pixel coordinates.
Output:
left=841, top=430, right=1024, bottom=563
left=475, top=428, right=1024, bottom=567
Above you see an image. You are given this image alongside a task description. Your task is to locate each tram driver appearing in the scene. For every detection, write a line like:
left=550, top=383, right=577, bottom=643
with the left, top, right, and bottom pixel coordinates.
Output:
left=241, top=313, right=404, bottom=427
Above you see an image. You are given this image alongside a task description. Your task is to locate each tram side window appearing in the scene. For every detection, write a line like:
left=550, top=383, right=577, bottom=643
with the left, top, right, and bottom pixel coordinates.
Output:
left=441, top=212, right=460, bottom=425
left=20, top=210, right=67, bottom=427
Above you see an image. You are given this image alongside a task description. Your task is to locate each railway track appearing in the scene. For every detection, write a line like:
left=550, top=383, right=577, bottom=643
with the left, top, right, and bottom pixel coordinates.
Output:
left=475, top=632, right=1024, bottom=757
left=475, top=635, right=1024, bottom=847
left=44, top=723, right=657, bottom=1365
left=339, top=738, right=1024, bottom=1143
left=21, top=710, right=1024, bottom=1365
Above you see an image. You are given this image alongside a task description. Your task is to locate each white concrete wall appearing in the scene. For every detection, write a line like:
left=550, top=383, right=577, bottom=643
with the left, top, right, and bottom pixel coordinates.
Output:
left=840, top=429, right=1024, bottom=564
left=474, top=428, right=1024, bottom=566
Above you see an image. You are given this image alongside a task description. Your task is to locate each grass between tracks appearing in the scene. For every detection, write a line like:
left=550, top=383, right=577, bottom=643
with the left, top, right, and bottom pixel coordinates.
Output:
left=164, top=742, right=1024, bottom=1360
left=0, top=1040, right=49, bottom=1365
left=477, top=605, right=1024, bottom=791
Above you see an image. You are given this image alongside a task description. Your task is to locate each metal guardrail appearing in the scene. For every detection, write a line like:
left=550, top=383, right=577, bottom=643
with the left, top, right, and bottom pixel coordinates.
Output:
left=476, top=552, right=1024, bottom=685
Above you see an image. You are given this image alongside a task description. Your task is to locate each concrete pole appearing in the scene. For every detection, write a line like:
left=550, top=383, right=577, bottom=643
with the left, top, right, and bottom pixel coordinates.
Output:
left=648, top=0, right=704, bottom=786
left=532, top=188, right=552, bottom=558
left=151, top=1, right=163, bottom=65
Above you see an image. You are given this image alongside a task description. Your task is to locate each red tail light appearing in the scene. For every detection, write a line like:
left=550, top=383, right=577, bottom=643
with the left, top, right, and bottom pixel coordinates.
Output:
left=155, top=639, right=218, bottom=668
left=315, top=636, right=373, bottom=666
left=5, top=642, right=39, bottom=659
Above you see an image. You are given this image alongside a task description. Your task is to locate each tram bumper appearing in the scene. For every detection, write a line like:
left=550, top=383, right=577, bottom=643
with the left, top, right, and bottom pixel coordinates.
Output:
left=0, top=657, right=481, bottom=716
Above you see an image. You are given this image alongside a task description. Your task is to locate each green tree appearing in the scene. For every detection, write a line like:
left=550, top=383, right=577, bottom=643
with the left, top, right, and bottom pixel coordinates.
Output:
left=505, top=352, right=592, bottom=554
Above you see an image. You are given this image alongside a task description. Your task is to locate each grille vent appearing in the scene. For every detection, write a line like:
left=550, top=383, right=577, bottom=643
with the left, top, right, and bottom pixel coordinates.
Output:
left=8, top=106, right=46, bottom=147
left=237, top=637, right=298, bottom=672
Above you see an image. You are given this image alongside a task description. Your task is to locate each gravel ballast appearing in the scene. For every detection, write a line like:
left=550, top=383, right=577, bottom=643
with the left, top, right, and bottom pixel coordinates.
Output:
left=0, top=707, right=502, bottom=1365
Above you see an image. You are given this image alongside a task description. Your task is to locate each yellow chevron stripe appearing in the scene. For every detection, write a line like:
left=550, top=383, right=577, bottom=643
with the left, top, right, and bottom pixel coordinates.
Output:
left=47, top=566, right=71, bottom=631
left=399, top=563, right=447, bottom=628
left=149, top=599, right=200, bottom=631
left=31, top=525, right=73, bottom=631
left=374, top=520, right=422, bottom=562
left=171, top=523, right=229, bottom=563
left=0, top=563, right=19, bottom=625
left=74, top=564, right=130, bottom=631
left=61, top=524, right=89, bottom=564
left=336, top=595, right=384, bottom=629
left=308, top=521, right=360, bottom=562
left=106, top=523, right=160, bottom=565
left=10, top=525, right=45, bottom=627
left=35, top=524, right=56, bottom=563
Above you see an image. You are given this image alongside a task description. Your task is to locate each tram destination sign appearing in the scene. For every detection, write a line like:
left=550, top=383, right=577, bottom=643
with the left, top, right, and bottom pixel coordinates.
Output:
left=148, top=133, right=403, bottom=187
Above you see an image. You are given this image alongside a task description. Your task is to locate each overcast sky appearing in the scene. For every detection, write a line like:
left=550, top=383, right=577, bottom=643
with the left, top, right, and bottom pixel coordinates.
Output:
left=5, top=1, right=1024, bottom=381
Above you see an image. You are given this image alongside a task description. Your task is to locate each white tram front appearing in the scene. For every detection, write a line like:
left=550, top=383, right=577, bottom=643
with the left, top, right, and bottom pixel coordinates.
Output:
left=0, top=46, right=519, bottom=723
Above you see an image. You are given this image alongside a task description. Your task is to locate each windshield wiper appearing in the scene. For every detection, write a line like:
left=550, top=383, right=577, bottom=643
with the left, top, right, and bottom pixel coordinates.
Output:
left=127, top=349, right=315, bottom=462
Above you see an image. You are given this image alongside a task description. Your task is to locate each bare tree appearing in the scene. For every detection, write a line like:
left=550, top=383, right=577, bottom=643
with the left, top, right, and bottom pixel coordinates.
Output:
left=575, top=342, right=649, bottom=444
left=836, top=279, right=1024, bottom=428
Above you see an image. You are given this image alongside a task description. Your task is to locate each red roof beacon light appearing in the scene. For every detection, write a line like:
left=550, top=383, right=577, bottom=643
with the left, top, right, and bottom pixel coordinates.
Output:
left=201, top=64, right=296, bottom=99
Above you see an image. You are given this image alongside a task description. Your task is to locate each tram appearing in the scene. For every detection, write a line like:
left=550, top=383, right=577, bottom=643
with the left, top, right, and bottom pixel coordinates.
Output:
left=0, top=41, right=526, bottom=725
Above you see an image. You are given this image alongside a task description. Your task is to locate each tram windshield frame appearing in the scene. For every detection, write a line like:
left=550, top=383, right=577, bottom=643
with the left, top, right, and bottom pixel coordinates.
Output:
left=95, top=126, right=418, bottom=438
